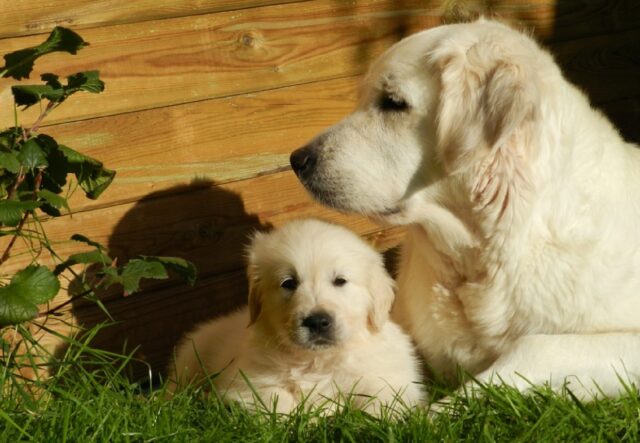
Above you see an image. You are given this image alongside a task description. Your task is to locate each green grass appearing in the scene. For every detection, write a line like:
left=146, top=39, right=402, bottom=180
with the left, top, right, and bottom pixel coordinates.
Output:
left=2, top=328, right=639, bottom=442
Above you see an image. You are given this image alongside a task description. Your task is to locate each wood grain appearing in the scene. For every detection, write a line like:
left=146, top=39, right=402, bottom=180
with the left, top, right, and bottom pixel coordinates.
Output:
left=1, top=0, right=638, bottom=40
left=0, top=0, right=306, bottom=38
left=0, top=0, right=441, bottom=127
left=43, top=76, right=358, bottom=212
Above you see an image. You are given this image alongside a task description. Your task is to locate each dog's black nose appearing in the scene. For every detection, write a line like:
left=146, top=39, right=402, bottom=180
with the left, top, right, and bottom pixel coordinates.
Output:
left=301, top=312, right=333, bottom=336
left=290, top=145, right=317, bottom=177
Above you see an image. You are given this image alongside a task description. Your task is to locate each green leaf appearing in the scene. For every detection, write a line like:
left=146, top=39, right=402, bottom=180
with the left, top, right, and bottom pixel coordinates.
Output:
left=66, top=70, right=104, bottom=94
left=41, top=73, right=62, bottom=89
left=0, top=176, right=13, bottom=199
left=0, top=288, right=38, bottom=326
left=120, top=259, right=168, bottom=295
left=0, top=128, right=20, bottom=151
left=11, top=84, right=65, bottom=108
left=70, top=234, right=105, bottom=250
left=1, top=27, right=88, bottom=80
left=77, top=166, right=116, bottom=199
left=68, top=250, right=112, bottom=266
left=0, top=266, right=60, bottom=326
left=0, top=152, right=21, bottom=173
left=53, top=249, right=112, bottom=275
left=34, top=133, right=59, bottom=154
left=0, top=199, right=40, bottom=226
left=39, top=136, right=68, bottom=193
left=58, top=144, right=115, bottom=199
left=12, top=70, right=104, bottom=109
left=11, top=266, right=60, bottom=304
left=58, top=144, right=93, bottom=164
left=17, top=138, right=48, bottom=169
left=33, top=136, right=114, bottom=198
left=140, top=256, right=197, bottom=286
left=38, top=188, right=70, bottom=217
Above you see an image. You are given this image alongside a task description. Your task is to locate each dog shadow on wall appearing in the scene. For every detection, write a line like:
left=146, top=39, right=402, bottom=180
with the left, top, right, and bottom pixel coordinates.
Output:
left=68, top=180, right=271, bottom=382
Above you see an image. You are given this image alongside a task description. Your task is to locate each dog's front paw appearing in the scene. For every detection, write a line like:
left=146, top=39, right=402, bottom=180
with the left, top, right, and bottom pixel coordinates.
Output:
left=376, top=194, right=428, bottom=226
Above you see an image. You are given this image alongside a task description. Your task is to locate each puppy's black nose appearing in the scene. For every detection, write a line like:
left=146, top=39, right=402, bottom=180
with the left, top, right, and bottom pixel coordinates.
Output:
left=301, top=312, right=333, bottom=336
left=290, top=144, right=317, bottom=178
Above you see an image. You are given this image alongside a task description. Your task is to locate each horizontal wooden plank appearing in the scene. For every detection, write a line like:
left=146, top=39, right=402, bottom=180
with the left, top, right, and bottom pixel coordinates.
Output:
left=2, top=1, right=639, bottom=128
left=2, top=0, right=638, bottom=41
left=0, top=0, right=305, bottom=39
left=43, top=76, right=357, bottom=212
left=0, top=0, right=441, bottom=127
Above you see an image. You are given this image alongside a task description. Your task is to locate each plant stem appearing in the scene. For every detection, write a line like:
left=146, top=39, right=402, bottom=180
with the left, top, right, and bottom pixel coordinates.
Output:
left=5, top=101, right=52, bottom=201
left=0, top=169, right=44, bottom=266
left=26, top=101, right=56, bottom=137
left=6, top=167, right=25, bottom=200
left=38, top=287, right=94, bottom=318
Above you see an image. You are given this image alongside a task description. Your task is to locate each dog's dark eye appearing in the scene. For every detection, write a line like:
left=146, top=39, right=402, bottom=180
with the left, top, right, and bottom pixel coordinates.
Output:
left=333, top=276, right=347, bottom=287
left=281, top=277, right=298, bottom=291
left=378, top=93, right=409, bottom=112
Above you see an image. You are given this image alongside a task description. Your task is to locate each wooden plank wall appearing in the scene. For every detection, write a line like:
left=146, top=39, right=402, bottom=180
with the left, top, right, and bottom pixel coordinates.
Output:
left=1, top=0, right=639, bottom=379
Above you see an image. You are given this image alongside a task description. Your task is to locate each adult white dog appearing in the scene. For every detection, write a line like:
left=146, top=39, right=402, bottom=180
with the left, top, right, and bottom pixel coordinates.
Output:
left=290, top=19, right=640, bottom=399
left=169, top=219, right=425, bottom=414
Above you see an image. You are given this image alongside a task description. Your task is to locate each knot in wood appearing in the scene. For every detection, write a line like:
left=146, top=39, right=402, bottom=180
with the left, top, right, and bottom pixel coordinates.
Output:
left=240, top=32, right=260, bottom=48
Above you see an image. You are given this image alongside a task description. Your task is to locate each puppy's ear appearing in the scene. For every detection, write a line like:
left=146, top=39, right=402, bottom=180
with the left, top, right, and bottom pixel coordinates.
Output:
left=435, top=35, right=539, bottom=172
left=367, top=260, right=396, bottom=332
left=247, top=279, right=262, bottom=326
left=246, top=231, right=266, bottom=326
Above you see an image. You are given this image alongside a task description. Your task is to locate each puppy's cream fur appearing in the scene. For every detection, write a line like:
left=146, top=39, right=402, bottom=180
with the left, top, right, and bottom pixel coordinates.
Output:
left=292, top=19, right=640, bottom=399
left=169, top=219, right=425, bottom=414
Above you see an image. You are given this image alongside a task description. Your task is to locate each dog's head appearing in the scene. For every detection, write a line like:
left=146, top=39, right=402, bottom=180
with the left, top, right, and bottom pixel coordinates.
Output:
left=246, top=219, right=395, bottom=350
left=291, top=19, right=556, bottom=220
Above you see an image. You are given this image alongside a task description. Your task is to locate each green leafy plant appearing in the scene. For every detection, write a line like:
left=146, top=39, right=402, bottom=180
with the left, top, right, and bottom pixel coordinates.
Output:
left=0, top=28, right=196, bottom=332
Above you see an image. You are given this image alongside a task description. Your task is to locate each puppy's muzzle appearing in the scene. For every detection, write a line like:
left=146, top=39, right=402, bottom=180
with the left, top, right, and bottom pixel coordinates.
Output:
left=301, top=311, right=334, bottom=345
left=290, top=143, right=318, bottom=179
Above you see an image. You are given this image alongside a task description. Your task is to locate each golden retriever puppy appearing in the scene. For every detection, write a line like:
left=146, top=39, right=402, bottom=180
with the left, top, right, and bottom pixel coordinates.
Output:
left=169, top=219, right=425, bottom=414
left=291, top=19, right=640, bottom=399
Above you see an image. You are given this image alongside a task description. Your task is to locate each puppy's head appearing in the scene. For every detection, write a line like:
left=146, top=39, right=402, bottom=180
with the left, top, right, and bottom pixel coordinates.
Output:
left=246, top=219, right=394, bottom=350
left=291, top=19, right=554, bottom=219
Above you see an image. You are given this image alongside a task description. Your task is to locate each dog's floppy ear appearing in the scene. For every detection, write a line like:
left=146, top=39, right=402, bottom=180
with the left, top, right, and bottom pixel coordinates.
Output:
left=246, top=231, right=266, bottom=326
left=247, top=279, right=262, bottom=326
left=435, top=34, right=540, bottom=172
left=367, top=259, right=396, bottom=332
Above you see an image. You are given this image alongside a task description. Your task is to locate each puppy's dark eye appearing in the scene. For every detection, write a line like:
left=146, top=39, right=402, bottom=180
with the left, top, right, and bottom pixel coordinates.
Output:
left=281, top=277, right=298, bottom=291
left=379, top=93, right=409, bottom=112
left=333, top=276, right=347, bottom=287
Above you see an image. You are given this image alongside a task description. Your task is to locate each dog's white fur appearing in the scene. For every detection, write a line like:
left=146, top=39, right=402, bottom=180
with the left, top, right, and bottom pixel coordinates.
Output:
left=292, top=19, right=640, bottom=398
left=169, top=219, right=425, bottom=414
